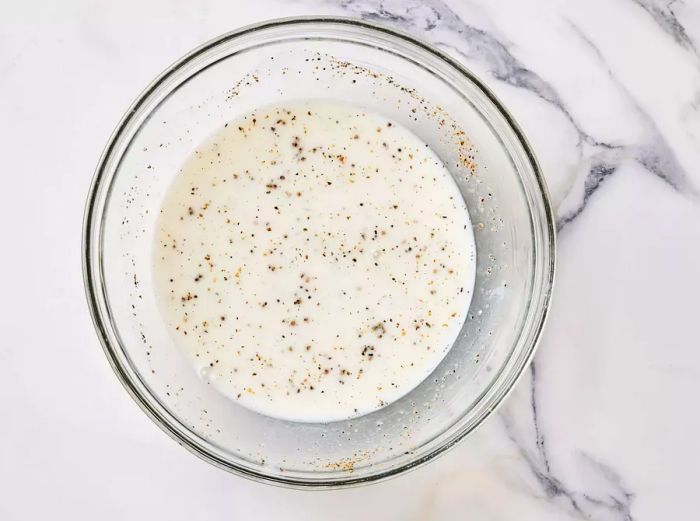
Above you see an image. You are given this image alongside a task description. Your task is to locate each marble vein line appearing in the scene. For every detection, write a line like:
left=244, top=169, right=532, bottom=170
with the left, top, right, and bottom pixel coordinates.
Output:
left=333, top=0, right=695, bottom=231
left=500, top=361, right=636, bottom=520
left=630, top=0, right=699, bottom=56
left=556, top=163, right=617, bottom=230
left=557, top=19, right=695, bottom=230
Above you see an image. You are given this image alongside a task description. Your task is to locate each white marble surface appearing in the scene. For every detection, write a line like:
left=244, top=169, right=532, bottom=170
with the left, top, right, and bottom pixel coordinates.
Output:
left=2, top=0, right=699, bottom=519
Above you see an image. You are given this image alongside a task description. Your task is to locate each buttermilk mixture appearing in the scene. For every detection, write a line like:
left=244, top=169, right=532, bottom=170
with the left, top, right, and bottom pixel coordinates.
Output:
left=154, top=100, right=475, bottom=422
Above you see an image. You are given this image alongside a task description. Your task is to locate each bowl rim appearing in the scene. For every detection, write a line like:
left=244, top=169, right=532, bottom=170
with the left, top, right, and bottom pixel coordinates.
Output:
left=82, top=15, right=556, bottom=488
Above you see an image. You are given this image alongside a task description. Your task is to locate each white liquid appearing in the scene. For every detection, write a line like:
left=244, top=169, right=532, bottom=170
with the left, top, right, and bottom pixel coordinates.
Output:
left=154, top=101, right=475, bottom=422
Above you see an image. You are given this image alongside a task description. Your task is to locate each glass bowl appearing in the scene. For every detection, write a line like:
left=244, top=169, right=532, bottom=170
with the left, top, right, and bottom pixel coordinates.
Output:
left=83, top=17, right=555, bottom=487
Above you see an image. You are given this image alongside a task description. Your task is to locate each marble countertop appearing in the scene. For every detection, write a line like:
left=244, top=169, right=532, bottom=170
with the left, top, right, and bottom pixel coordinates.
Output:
left=2, top=0, right=699, bottom=519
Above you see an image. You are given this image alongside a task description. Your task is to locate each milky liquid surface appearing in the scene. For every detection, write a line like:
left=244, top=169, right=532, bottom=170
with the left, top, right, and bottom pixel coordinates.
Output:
left=154, top=101, right=476, bottom=422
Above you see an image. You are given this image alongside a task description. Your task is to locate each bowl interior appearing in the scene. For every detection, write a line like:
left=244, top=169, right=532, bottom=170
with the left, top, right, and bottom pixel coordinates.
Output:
left=85, top=18, right=554, bottom=486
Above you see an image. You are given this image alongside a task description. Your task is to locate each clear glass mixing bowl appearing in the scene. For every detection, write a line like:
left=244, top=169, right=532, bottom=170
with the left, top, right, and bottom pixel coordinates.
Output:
left=83, top=17, right=555, bottom=487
